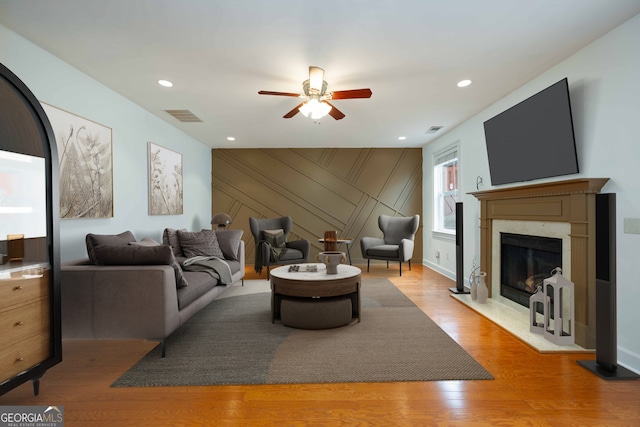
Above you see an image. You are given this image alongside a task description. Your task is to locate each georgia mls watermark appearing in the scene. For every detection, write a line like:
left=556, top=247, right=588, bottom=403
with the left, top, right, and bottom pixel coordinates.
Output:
left=0, top=406, right=64, bottom=427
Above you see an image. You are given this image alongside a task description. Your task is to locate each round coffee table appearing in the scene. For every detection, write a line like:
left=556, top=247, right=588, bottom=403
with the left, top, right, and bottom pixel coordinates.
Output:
left=270, top=263, right=361, bottom=326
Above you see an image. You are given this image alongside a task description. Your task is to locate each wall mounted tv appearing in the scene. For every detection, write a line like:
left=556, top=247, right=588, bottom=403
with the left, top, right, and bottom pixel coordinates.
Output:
left=483, top=78, right=579, bottom=185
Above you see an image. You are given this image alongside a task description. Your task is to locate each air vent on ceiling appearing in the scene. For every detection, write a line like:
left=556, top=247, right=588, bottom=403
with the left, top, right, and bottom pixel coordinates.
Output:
left=426, top=126, right=443, bottom=134
left=164, top=109, right=203, bottom=122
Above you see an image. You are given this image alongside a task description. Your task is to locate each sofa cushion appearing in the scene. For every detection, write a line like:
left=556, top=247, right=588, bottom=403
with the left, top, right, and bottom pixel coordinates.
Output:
left=216, top=229, right=243, bottom=261
left=177, top=229, right=224, bottom=259
left=176, top=271, right=218, bottom=310
left=86, top=231, right=136, bottom=264
left=129, top=238, right=188, bottom=288
left=162, top=228, right=187, bottom=257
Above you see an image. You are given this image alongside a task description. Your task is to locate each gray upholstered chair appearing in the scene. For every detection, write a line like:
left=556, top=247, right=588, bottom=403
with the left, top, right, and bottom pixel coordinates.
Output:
left=249, top=216, right=310, bottom=275
left=360, top=214, right=420, bottom=276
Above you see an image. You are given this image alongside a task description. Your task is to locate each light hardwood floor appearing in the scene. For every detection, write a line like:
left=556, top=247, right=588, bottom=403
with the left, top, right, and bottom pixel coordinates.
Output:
left=1, top=264, right=639, bottom=426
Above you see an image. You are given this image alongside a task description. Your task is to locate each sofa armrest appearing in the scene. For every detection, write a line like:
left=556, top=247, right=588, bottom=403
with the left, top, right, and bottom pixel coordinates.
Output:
left=61, top=260, right=180, bottom=341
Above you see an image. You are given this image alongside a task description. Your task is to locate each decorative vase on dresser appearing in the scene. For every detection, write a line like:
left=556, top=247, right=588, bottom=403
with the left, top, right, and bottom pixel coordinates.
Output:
left=0, top=63, right=61, bottom=396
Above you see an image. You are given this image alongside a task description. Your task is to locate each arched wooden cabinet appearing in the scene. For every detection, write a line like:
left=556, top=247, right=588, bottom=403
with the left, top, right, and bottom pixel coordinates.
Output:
left=0, top=63, right=61, bottom=396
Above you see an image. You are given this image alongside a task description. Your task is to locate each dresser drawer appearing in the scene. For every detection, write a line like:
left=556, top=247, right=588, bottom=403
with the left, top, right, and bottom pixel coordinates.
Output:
left=0, top=270, right=50, bottom=311
left=0, top=299, right=50, bottom=349
left=0, top=332, right=51, bottom=384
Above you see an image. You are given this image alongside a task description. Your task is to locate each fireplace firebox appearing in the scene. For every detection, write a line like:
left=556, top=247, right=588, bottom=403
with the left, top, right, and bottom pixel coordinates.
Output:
left=500, top=233, right=562, bottom=307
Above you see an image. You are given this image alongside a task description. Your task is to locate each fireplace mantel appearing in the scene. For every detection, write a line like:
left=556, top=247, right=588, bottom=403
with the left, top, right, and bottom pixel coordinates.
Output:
left=470, top=178, right=609, bottom=348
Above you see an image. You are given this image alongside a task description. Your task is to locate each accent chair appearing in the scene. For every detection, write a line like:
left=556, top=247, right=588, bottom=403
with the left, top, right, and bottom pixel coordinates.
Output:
left=360, top=214, right=420, bottom=276
left=249, top=216, right=310, bottom=276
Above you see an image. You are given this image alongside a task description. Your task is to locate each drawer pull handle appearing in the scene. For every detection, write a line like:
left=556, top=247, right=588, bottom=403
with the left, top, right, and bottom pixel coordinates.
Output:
left=13, top=286, right=23, bottom=291
left=16, top=357, right=24, bottom=362
left=14, top=321, right=24, bottom=326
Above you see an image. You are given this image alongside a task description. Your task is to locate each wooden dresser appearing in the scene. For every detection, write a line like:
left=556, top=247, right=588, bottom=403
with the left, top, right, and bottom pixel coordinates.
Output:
left=1, top=266, right=52, bottom=390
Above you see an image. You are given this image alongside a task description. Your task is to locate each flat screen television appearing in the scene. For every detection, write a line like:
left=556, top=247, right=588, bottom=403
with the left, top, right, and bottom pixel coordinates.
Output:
left=483, top=78, right=579, bottom=185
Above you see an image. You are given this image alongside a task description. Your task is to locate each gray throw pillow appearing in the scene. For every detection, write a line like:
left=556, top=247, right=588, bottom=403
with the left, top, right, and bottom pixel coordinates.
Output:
left=162, top=228, right=186, bottom=257
left=177, top=229, right=225, bottom=259
left=216, top=229, right=243, bottom=261
left=263, top=229, right=286, bottom=249
left=129, top=237, right=161, bottom=247
left=125, top=239, right=188, bottom=289
left=86, top=231, right=136, bottom=264
left=93, top=244, right=172, bottom=265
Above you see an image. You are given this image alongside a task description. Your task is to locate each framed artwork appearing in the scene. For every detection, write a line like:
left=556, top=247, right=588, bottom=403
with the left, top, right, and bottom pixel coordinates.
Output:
left=41, top=102, right=113, bottom=219
left=148, top=142, right=183, bottom=215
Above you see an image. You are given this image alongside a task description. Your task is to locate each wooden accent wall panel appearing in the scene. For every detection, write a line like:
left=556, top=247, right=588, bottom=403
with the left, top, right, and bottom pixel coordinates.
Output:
left=212, top=148, right=422, bottom=266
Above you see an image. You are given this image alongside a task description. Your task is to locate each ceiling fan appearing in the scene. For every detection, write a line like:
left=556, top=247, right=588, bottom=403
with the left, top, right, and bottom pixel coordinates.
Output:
left=258, top=66, right=372, bottom=120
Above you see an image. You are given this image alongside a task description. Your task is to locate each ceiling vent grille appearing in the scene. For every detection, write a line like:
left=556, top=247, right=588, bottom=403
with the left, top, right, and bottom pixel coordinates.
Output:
left=426, top=126, right=443, bottom=134
left=164, top=109, right=203, bottom=122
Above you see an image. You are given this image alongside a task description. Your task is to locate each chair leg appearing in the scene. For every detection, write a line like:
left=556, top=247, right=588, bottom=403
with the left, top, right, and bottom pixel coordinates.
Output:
left=408, top=260, right=412, bottom=271
left=367, top=259, right=370, bottom=272
left=386, top=261, right=389, bottom=269
left=399, top=261, right=402, bottom=276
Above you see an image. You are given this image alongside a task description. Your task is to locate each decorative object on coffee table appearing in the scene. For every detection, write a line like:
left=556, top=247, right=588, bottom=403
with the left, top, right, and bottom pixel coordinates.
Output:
left=316, top=251, right=346, bottom=274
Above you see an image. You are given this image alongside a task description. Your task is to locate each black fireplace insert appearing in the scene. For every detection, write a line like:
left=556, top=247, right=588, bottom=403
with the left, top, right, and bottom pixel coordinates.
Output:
left=500, top=233, right=562, bottom=307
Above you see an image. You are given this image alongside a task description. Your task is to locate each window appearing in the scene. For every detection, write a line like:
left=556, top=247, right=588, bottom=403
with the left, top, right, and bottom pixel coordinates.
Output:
left=433, top=146, right=459, bottom=234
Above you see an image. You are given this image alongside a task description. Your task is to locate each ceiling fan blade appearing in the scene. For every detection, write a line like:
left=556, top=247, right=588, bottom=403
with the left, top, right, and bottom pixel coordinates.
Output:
left=258, top=90, right=301, bottom=97
left=330, top=88, right=372, bottom=100
left=283, top=102, right=305, bottom=119
left=325, top=102, right=345, bottom=120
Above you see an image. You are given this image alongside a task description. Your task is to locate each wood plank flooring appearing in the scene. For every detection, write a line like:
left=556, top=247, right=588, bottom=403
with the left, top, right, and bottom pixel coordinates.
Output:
left=1, top=264, right=639, bottom=426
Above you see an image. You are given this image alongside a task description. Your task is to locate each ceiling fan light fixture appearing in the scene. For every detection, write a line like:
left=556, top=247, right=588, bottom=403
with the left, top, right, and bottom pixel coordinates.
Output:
left=299, top=98, right=332, bottom=119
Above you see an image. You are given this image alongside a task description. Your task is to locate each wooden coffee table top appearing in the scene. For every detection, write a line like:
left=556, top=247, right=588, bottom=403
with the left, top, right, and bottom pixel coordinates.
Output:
left=270, top=263, right=360, bottom=281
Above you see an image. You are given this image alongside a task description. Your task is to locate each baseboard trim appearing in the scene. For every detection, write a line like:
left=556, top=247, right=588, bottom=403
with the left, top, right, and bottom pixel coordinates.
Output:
left=618, top=346, right=640, bottom=375
left=423, top=260, right=455, bottom=281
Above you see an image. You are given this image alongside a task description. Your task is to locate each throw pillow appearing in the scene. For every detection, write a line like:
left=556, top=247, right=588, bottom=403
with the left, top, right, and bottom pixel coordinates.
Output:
left=162, top=228, right=186, bottom=257
left=177, top=229, right=225, bottom=259
left=93, top=244, right=172, bottom=265
left=114, top=241, right=188, bottom=289
left=216, top=229, right=243, bottom=261
left=86, top=231, right=136, bottom=265
left=263, top=228, right=287, bottom=262
left=129, top=237, right=161, bottom=247
left=263, top=229, right=286, bottom=248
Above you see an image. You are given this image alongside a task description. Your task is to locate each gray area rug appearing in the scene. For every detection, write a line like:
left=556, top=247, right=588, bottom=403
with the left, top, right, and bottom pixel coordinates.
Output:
left=112, top=279, right=492, bottom=387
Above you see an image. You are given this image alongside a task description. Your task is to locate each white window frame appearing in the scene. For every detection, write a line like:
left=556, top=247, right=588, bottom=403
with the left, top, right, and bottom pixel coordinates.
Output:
left=432, top=143, right=459, bottom=238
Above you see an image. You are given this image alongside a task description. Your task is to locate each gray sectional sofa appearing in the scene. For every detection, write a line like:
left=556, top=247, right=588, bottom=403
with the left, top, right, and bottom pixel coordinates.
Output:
left=61, top=228, right=244, bottom=356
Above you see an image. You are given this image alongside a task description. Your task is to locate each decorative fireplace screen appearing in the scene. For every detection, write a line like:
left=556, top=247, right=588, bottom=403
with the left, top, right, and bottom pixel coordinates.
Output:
left=500, top=233, right=562, bottom=307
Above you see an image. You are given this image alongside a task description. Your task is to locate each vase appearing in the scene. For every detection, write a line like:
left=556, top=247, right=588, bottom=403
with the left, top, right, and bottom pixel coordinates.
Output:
left=316, top=251, right=346, bottom=274
left=470, top=272, right=478, bottom=300
left=476, top=271, right=488, bottom=304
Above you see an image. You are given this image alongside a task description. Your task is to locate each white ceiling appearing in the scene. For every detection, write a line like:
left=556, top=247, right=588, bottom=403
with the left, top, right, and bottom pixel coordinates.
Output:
left=1, top=0, right=639, bottom=149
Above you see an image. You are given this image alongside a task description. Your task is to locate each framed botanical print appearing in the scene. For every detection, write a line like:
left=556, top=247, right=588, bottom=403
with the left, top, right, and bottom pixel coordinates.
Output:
left=148, top=142, right=183, bottom=215
left=41, top=102, right=113, bottom=219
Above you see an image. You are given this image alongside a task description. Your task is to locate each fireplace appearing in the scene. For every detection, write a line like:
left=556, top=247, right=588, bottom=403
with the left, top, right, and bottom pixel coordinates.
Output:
left=471, top=178, right=610, bottom=349
left=500, top=233, right=562, bottom=308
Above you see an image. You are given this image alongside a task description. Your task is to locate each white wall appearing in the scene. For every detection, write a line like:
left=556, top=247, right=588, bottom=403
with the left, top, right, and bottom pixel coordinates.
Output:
left=423, top=13, right=640, bottom=373
left=1, top=25, right=212, bottom=262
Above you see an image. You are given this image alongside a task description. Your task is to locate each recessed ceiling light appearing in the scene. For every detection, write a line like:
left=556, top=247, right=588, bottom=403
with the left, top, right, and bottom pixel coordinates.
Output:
left=227, top=137, right=236, bottom=141
left=158, top=79, right=173, bottom=87
left=398, top=136, right=407, bottom=141
left=457, top=79, right=472, bottom=88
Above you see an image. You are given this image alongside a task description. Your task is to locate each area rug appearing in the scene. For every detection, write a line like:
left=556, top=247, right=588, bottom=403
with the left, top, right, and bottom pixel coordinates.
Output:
left=112, top=279, right=493, bottom=387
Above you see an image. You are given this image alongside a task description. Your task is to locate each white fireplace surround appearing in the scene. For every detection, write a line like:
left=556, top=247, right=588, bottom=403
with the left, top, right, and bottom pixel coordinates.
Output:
left=491, top=219, right=572, bottom=310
